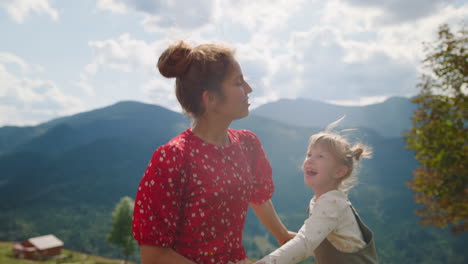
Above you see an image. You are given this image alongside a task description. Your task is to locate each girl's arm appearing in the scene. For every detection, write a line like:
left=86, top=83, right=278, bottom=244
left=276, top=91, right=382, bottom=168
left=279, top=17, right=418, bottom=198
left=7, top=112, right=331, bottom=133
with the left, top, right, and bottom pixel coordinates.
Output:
left=250, top=199, right=296, bottom=245
left=141, top=245, right=196, bottom=264
left=254, top=229, right=309, bottom=264
left=253, top=215, right=332, bottom=264
left=253, top=196, right=346, bottom=264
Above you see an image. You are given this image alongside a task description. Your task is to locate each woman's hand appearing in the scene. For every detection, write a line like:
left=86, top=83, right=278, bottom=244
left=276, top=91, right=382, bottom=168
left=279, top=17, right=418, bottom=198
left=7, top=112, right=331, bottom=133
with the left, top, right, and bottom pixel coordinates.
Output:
left=228, top=259, right=252, bottom=264
left=277, top=230, right=297, bottom=246
left=250, top=200, right=295, bottom=247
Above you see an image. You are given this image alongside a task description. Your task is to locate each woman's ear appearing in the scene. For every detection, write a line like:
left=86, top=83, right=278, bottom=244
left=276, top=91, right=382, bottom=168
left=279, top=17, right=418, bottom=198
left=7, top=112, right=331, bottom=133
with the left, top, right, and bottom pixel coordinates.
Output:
left=201, top=90, right=216, bottom=111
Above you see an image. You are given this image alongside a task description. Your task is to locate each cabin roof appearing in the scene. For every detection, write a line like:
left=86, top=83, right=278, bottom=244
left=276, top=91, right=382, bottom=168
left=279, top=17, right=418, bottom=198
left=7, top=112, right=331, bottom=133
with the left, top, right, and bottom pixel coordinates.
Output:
left=28, top=234, right=63, bottom=250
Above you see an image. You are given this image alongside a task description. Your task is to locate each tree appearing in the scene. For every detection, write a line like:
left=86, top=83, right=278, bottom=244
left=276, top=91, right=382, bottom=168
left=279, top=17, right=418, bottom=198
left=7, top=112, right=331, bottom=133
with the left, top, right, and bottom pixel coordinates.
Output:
left=404, top=23, right=467, bottom=234
left=108, top=196, right=137, bottom=263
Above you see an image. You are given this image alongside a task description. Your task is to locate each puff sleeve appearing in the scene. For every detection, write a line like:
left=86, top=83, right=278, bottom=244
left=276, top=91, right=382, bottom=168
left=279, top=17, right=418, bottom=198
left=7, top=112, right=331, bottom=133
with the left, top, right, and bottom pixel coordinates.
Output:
left=132, top=144, right=186, bottom=247
left=242, top=130, right=274, bottom=204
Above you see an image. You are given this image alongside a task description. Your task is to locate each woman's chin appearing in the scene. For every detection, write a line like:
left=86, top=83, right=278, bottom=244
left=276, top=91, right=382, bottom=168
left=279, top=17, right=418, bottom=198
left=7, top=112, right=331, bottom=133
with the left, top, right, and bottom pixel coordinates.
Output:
left=233, top=109, right=249, bottom=120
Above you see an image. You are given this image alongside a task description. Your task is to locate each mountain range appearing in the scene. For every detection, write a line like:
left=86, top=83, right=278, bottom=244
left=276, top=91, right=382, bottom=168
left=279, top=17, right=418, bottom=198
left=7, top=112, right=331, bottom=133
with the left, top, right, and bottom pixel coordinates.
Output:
left=252, top=96, right=416, bottom=138
left=0, top=97, right=466, bottom=263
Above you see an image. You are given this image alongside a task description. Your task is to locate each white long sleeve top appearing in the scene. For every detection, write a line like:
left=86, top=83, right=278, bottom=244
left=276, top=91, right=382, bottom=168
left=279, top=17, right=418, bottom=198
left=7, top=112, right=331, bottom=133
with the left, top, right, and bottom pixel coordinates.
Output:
left=255, top=190, right=366, bottom=264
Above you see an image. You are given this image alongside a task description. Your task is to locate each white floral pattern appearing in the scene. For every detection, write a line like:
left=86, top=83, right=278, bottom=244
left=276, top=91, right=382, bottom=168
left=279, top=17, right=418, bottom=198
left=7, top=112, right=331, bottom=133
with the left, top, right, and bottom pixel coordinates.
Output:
left=133, top=128, right=274, bottom=264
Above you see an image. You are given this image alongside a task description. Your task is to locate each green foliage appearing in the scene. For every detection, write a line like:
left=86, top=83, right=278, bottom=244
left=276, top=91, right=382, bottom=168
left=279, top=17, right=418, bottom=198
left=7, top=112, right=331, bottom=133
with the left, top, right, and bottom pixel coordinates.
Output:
left=107, top=196, right=136, bottom=263
left=404, top=23, right=468, bottom=233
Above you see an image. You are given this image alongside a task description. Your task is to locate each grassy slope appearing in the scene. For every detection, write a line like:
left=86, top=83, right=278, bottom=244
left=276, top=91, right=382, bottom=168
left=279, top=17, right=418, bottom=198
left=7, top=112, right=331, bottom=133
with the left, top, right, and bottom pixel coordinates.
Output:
left=0, top=242, right=135, bottom=264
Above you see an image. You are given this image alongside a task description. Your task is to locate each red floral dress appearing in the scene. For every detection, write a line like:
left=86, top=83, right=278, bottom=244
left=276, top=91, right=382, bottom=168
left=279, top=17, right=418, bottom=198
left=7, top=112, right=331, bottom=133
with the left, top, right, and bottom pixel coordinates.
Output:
left=132, top=128, right=274, bottom=264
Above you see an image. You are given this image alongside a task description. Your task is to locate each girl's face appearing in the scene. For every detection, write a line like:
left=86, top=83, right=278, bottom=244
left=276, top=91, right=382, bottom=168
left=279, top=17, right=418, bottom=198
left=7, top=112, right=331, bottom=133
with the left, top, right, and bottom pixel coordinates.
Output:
left=211, top=60, right=252, bottom=120
left=302, top=143, right=346, bottom=196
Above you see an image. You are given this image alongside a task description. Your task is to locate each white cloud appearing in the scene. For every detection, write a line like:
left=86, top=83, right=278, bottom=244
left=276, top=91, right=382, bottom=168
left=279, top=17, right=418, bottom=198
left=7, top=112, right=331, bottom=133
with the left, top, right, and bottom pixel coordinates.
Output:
left=247, top=0, right=466, bottom=105
left=141, top=77, right=181, bottom=113
left=326, top=95, right=389, bottom=106
left=83, top=0, right=468, bottom=116
left=320, top=0, right=468, bottom=64
left=88, top=0, right=309, bottom=110
left=84, top=63, right=98, bottom=75
left=0, top=54, right=84, bottom=126
left=96, top=0, right=127, bottom=13
left=255, top=24, right=421, bottom=103
left=75, top=74, right=95, bottom=97
left=2, top=0, right=467, bottom=128
left=218, top=0, right=306, bottom=33
left=87, top=34, right=162, bottom=75
left=96, top=0, right=214, bottom=31
left=0, top=52, right=30, bottom=73
left=96, top=0, right=306, bottom=34
left=321, top=0, right=382, bottom=34
left=375, top=4, right=468, bottom=63
left=207, top=0, right=311, bottom=107
left=0, top=0, right=59, bottom=23
left=340, top=0, right=455, bottom=24
left=80, top=34, right=183, bottom=108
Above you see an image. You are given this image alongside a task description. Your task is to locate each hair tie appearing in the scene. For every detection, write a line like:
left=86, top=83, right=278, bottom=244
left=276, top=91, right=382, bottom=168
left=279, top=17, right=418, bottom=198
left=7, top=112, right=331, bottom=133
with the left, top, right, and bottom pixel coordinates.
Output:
left=353, top=148, right=363, bottom=160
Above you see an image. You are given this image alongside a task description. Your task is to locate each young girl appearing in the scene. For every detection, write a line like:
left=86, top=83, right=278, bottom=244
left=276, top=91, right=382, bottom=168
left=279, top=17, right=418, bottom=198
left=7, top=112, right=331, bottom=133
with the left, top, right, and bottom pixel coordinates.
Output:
left=254, top=126, right=378, bottom=264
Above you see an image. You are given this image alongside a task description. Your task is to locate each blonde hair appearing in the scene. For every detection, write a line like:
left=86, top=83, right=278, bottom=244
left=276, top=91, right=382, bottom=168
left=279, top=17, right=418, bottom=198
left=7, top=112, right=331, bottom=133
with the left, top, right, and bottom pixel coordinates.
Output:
left=308, top=118, right=372, bottom=193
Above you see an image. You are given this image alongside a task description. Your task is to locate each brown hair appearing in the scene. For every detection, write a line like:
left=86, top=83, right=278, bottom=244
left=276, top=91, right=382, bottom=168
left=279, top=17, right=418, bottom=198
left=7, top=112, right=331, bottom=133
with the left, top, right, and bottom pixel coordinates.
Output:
left=308, top=132, right=372, bottom=193
left=157, top=41, right=235, bottom=118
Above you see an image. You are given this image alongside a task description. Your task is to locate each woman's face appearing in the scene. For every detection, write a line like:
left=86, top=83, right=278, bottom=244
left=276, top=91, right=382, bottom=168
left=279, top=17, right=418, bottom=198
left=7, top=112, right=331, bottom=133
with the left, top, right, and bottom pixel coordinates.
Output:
left=211, top=60, right=252, bottom=120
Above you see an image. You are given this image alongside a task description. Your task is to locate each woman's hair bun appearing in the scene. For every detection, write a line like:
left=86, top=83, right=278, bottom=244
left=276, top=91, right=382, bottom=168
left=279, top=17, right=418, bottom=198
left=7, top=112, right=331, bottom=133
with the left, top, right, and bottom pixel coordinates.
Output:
left=157, top=41, right=193, bottom=78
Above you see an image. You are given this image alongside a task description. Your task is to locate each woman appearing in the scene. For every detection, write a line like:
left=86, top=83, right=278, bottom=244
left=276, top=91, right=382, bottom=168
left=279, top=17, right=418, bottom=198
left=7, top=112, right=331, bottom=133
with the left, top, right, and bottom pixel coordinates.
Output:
left=132, top=41, right=294, bottom=264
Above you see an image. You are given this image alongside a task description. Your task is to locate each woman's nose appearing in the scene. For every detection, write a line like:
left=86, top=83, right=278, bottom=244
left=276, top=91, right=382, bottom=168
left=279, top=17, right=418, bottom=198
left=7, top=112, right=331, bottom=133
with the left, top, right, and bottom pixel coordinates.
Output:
left=244, top=81, right=252, bottom=94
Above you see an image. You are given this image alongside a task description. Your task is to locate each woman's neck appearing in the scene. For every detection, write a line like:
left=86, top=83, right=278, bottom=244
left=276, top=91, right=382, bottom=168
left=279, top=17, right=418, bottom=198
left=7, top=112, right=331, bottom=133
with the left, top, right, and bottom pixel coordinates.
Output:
left=192, top=116, right=232, bottom=147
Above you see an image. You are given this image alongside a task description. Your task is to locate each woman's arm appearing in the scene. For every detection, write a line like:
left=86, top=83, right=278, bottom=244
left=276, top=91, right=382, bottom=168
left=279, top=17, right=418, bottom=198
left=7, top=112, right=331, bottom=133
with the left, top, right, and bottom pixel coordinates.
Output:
left=250, top=199, right=296, bottom=245
left=141, top=245, right=196, bottom=264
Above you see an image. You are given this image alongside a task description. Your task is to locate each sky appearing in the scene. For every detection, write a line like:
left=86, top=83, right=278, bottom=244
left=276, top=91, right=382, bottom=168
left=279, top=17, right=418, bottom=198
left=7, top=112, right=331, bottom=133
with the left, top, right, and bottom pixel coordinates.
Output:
left=0, top=0, right=467, bottom=127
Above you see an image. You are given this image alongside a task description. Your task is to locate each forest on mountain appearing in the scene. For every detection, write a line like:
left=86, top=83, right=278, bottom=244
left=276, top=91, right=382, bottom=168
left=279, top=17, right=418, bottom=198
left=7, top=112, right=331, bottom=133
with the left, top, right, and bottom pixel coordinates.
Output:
left=0, top=98, right=466, bottom=263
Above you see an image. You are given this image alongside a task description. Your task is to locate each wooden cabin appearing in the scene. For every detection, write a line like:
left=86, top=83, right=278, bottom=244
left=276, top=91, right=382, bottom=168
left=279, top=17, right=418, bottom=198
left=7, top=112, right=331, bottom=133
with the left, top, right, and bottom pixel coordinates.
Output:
left=12, top=234, right=64, bottom=260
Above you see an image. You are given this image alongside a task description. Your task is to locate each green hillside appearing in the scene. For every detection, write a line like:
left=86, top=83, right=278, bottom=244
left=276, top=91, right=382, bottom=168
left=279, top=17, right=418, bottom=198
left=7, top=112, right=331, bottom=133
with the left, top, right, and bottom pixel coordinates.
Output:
left=0, top=99, right=466, bottom=263
left=0, top=242, right=135, bottom=264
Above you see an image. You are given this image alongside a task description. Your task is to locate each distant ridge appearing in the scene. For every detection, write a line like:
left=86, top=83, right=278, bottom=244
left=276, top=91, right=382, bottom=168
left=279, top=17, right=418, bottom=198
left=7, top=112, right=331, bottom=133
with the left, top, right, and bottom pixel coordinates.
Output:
left=252, top=96, right=416, bottom=138
left=40, top=100, right=183, bottom=129
left=0, top=101, right=188, bottom=156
